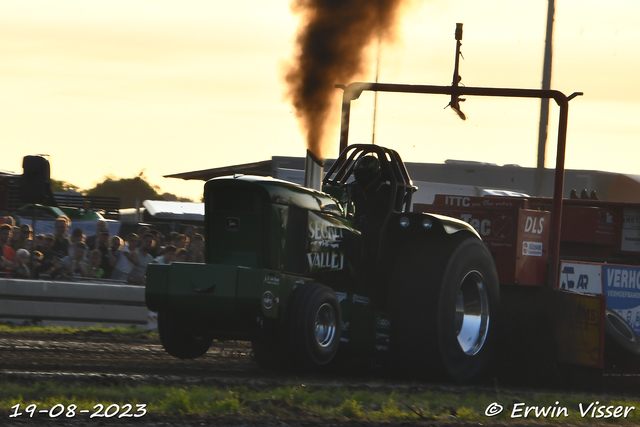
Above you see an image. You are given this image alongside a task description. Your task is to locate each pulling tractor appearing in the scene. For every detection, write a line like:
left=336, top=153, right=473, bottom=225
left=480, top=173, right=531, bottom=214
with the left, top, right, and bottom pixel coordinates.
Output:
left=146, top=142, right=498, bottom=382
left=146, top=26, right=640, bottom=384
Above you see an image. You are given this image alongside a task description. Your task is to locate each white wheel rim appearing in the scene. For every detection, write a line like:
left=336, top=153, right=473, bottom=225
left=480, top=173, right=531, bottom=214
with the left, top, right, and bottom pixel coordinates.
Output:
left=455, top=270, right=490, bottom=355
left=315, top=303, right=336, bottom=348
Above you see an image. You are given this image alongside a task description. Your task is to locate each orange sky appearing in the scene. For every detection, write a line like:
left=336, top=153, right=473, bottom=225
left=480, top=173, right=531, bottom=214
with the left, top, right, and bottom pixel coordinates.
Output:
left=2, top=1, right=639, bottom=201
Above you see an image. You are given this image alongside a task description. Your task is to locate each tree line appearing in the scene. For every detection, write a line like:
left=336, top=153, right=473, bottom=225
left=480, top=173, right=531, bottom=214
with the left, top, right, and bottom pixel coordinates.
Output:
left=51, top=171, right=195, bottom=208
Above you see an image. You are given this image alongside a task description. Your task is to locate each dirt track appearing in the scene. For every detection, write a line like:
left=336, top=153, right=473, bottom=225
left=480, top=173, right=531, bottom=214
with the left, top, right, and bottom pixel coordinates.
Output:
left=0, top=330, right=469, bottom=427
left=0, top=330, right=638, bottom=427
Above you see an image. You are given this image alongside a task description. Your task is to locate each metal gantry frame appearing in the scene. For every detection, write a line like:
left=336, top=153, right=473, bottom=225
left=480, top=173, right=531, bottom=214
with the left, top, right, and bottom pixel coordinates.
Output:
left=336, top=81, right=582, bottom=288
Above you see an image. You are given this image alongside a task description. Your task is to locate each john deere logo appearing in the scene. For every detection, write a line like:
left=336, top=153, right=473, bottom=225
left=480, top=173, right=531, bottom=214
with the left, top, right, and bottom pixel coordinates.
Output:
left=226, top=217, right=240, bottom=231
left=262, top=291, right=274, bottom=309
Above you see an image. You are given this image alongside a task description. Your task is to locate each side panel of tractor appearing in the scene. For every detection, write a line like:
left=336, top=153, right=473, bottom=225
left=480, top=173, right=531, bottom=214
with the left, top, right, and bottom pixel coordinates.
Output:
left=148, top=176, right=361, bottom=340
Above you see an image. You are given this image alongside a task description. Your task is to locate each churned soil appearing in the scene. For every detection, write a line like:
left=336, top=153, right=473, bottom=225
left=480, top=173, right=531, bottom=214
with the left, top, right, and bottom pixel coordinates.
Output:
left=0, top=330, right=637, bottom=427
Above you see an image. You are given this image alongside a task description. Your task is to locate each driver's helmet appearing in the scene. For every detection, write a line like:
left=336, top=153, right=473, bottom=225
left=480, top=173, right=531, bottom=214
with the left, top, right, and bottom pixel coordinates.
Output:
left=353, top=155, right=381, bottom=188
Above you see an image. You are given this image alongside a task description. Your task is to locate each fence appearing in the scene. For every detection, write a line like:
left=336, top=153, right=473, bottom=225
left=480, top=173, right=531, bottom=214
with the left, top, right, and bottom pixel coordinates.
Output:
left=52, top=193, right=121, bottom=220
left=0, top=277, right=154, bottom=329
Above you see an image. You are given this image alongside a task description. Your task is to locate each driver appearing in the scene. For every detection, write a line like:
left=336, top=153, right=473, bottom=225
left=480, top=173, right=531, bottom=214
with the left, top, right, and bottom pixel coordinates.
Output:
left=350, top=155, right=391, bottom=223
left=348, top=155, right=392, bottom=258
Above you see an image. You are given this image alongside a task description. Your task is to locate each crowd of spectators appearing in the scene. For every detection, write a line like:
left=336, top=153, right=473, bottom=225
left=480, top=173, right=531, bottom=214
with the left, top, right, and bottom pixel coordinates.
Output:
left=0, top=215, right=204, bottom=285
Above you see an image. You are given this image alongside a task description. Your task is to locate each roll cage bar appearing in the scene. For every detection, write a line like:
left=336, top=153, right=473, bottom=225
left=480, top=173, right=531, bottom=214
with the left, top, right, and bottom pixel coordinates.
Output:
left=322, top=144, right=417, bottom=214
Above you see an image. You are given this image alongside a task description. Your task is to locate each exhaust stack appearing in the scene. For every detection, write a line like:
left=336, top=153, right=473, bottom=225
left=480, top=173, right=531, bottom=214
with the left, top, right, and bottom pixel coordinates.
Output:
left=304, top=150, right=324, bottom=191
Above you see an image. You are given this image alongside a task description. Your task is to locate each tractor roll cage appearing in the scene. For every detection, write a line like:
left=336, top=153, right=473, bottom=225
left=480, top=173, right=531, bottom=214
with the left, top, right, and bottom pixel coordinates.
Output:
left=323, top=143, right=417, bottom=214
left=335, top=81, right=582, bottom=287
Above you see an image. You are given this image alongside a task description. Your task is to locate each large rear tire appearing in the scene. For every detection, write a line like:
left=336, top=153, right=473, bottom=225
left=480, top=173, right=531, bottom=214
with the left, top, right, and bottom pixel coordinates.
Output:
left=157, top=310, right=213, bottom=359
left=389, top=236, right=499, bottom=383
left=288, top=282, right=342, bottom=368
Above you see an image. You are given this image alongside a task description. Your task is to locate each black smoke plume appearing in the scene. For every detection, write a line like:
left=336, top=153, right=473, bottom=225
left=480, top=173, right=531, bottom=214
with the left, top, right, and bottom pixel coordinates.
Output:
left=285, top=0, right=406, bottom=160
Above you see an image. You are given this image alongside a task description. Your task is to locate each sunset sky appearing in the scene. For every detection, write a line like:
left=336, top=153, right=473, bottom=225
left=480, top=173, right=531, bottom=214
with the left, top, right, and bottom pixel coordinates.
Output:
left=2, top=1, right=639, bottom=202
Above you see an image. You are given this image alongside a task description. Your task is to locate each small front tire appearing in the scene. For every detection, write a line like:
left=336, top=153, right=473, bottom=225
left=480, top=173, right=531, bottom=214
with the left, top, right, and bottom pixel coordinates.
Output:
left=288, top=282, right=342, bottom=368
left=157, top=311, right=213, bottom=359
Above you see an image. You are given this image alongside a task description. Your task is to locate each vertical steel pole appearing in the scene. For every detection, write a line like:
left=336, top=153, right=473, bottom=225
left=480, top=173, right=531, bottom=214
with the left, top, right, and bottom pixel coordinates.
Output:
left=371, top=35, right=381, bottom=145
left=535, top=0, right=555, bottom=196
left=548, top=97, right=568, bottom=289
left=339, top=93, right=352, bottom=154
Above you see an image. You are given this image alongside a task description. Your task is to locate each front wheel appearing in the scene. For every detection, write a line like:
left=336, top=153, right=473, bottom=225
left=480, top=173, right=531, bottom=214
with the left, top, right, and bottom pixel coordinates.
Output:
left=157, top=311, right=213, bottom=359
left=288, top=282, right=342, bottom=368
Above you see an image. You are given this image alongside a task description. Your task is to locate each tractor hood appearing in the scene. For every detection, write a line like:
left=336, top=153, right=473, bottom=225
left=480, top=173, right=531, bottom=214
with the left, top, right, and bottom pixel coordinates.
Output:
left=205, top=175, right=343, bottom=216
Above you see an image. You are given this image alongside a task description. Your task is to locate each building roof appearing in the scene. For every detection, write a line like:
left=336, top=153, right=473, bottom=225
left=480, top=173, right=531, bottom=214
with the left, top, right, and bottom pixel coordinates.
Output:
left=163, top=156, right=336, bottom=182
left=163, top=155, right=640, bottom=203
left=164, top=160, right=274, bottom=181
left=142, top=200, right=205, bottom=221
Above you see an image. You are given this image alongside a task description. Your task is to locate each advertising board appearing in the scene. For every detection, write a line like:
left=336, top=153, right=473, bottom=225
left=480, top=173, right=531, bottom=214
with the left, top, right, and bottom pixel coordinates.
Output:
left=622, top=207, right=640, bottom=253
left=559, top=261, right=603, bottom=295
left=559, top=261, right=640, bottom=335
left=603, top=264, right=640, bottom=335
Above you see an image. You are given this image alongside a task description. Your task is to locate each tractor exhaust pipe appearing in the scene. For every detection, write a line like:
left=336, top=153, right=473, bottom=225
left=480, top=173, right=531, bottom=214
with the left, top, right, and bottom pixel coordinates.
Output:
left=304, top=150, right=324, bottom=191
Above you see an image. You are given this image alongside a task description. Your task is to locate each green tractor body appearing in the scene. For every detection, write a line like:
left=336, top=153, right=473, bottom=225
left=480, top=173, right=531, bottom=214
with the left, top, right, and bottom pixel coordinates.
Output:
left=146, top=145, right=498, bottom=381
